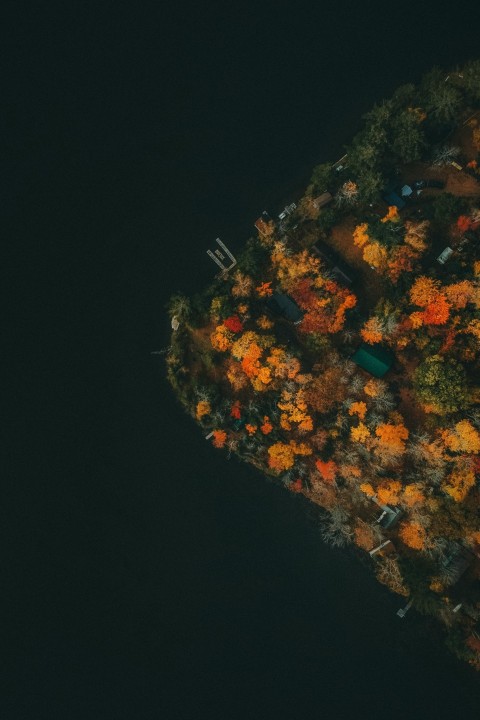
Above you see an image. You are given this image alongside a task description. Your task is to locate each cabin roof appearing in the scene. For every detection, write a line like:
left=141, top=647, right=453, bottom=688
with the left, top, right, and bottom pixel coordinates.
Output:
left=266, top=292, right=303, bottom=323
left=351, top=344, right=394, bottom=378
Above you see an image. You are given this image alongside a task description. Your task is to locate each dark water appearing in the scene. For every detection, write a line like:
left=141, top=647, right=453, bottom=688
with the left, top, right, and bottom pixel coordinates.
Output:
left=4, top=2, right=480, bottom=718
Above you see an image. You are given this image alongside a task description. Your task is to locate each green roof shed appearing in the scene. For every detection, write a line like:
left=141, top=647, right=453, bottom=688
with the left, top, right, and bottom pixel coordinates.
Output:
left=351, top=344, right=394, bottom=378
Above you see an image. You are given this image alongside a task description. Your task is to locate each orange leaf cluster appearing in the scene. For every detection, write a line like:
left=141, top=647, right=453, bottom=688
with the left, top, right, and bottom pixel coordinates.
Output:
left=245, top=424, right=257, bottom=435
left=260, top=416, right=273, bottom=435
left=444, top=281, right=475, bottom=310
left=375, top=422, right=409, bottom=454
left=315, top=459, right=337, bottom=483
left=422, top=295, right=450, bottom=325
left=353, top=223, right=369, bottom=248
left=441, top=420, right=480, bottom=454
left=267, top=442, right=295, bottom=471
left=409, top=276, right=440, bottom=307
left=212, top=430, right=227, bottom=448
left=402, top=483, right=425, bottom=507
left=278, top=389, right=313, bottom=433
left=442, top=465, right=476, bottom=502
left=256, top=281, right=273, bottom=297
left=350, top=422, right=371, bottom=443
left=360, top=317, right=384, bottom=344
left=267, top=440, right=312, bottom=472
left=196, top=400, right=212, bottom=420
left=363, top=243, right=388, bottom=270
left=376, top=480, right=402, bottom=505
left=381, top=206, right=400, bottom=223
left=399, top=521, right=426, bottom=550
left=210, top=325, right=233, bottom=352
left=348, top=401, right=367, bottom=420
left=364, top=379, right=381, bottom=397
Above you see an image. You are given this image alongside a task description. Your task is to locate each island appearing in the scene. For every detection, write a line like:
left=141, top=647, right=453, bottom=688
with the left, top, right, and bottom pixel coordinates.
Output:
left=166, top=61, right=480, bottom=670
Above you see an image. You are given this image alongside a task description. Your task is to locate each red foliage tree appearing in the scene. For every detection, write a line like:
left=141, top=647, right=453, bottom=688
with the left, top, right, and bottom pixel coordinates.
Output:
left=223, top=315, right=244, bottom=333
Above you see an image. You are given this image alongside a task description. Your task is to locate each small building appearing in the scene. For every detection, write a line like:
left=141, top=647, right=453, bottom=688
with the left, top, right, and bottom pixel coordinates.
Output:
left=312, top=192, right=333, bottom=210
left=437, top=246, right=453, bottom=265
left=312, top=242, right=356, bottom=286
left=266, top=292, right=303, bottom=324
left=401, top=184, right=413, bottom=198
left=254, top=211, right=275, bottom=238
left=351, top=343, right=394, bottom=378
left=383, top=191, right=405, bottom=210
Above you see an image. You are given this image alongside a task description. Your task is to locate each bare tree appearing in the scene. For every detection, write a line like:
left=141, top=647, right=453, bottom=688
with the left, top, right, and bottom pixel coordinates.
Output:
left=432, top=145, right=460, bottom=166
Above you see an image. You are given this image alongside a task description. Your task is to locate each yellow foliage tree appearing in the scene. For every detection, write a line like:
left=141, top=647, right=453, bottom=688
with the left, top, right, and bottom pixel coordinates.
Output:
left=375, top=422, right=409, bottom=454
left=348, top=401, right=367, bottom=420
left=376, top=480, right=402, bottom=505
left=351, top=422, right=371, bottom=443
left=363, top=243, right=388, bottom=270
left=399, top=520, right=426, bottom=550
left=196, top=400, right=211, bottom=420
left=441, top=420, right=480, bottom=454
left=409, top=276, right=440, bottom=307
left=381, top=206, right=400, bottom=223
left=210, top=325, right=233, bottom=352
left=442, top=466, right=476, bottom=502
left=353, top=223, right=370, bottom=248
left=360, top=316, right=384, bottom=344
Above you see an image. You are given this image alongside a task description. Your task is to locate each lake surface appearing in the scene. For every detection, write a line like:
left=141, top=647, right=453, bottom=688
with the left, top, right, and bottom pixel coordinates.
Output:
left=4, top=2, right=480, bottom=718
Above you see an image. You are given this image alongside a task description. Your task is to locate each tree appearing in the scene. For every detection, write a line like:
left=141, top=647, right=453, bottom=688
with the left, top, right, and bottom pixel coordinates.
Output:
left=399, top=520, right=426, bottom=550
left=462, top=59, right=480, bottom=103
left=212, top=430, right=227, bottom=448
left=310, top=162, right=334, bottom=194
left=167, top=293, right=191, bottom=321
left=441, top=420, right=480, bottom=454
left=353, top=223, right=370, bottom=248
left=315, top=459, right=337, bottom=483
left=432, top=145, right=461, bottom=166
left=391, top=109, right=425, bottom=163
left=413, top=356, right=467, bottom=414
left=360, top=316, right=384, bottom=344
left=442, top=465, right=476, bottom=502
left=335, top=180, right=359, bottom=206
left=409, top=275, right=441, bottom=307
left=363, top=242, right=388, bottom=270
left=376, top=557, right=409, bottom=596
left=196, top=400, right=211, bottom=420
left=375, top=422, right=409, bottom=455
left=268, top=442, right=295, bottom=472
left=421, top=68, right=462, bottom=125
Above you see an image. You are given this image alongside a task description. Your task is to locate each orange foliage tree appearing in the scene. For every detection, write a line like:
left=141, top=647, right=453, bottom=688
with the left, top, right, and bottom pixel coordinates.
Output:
left=376, top=480, right=402, bottom=505
left=399, top=520, right=426, bottom=550
left=196, top=400, right=212, bottom=420
left=212, top=430, right=227, bottom=448
left=360, top=317, right=384, bottom=344
left=353, top=223, right=369, bottom=248
left=315, top=459, right=337, bottom=483
left=441, top=420, right=480, bottom=454
left=375, top=422, right=409, bottom=454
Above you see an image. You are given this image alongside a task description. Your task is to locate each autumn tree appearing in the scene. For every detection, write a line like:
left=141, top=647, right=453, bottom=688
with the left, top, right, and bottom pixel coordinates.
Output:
left=399, top=520, right=426, bottom=550
left=441, top=420, right=480, bottom=454
left=375, top=422, right=409, bottom=456
left=413, top=356, right=467, bottom=414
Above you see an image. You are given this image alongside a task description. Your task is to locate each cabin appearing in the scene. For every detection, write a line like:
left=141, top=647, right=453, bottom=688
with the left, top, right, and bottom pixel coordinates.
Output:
left=266, top=292, right=303, bottom=324
left=383, top=191, right=405, bottom=210
left=312, top=192, right=333, bottom=210
left=351, top=344, right=394, bottom=378
left=254, top=211, right=275, bottom=238
left=437, top=246, right=453, bottom=265
left=311, top=242, right=356, bottom=286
